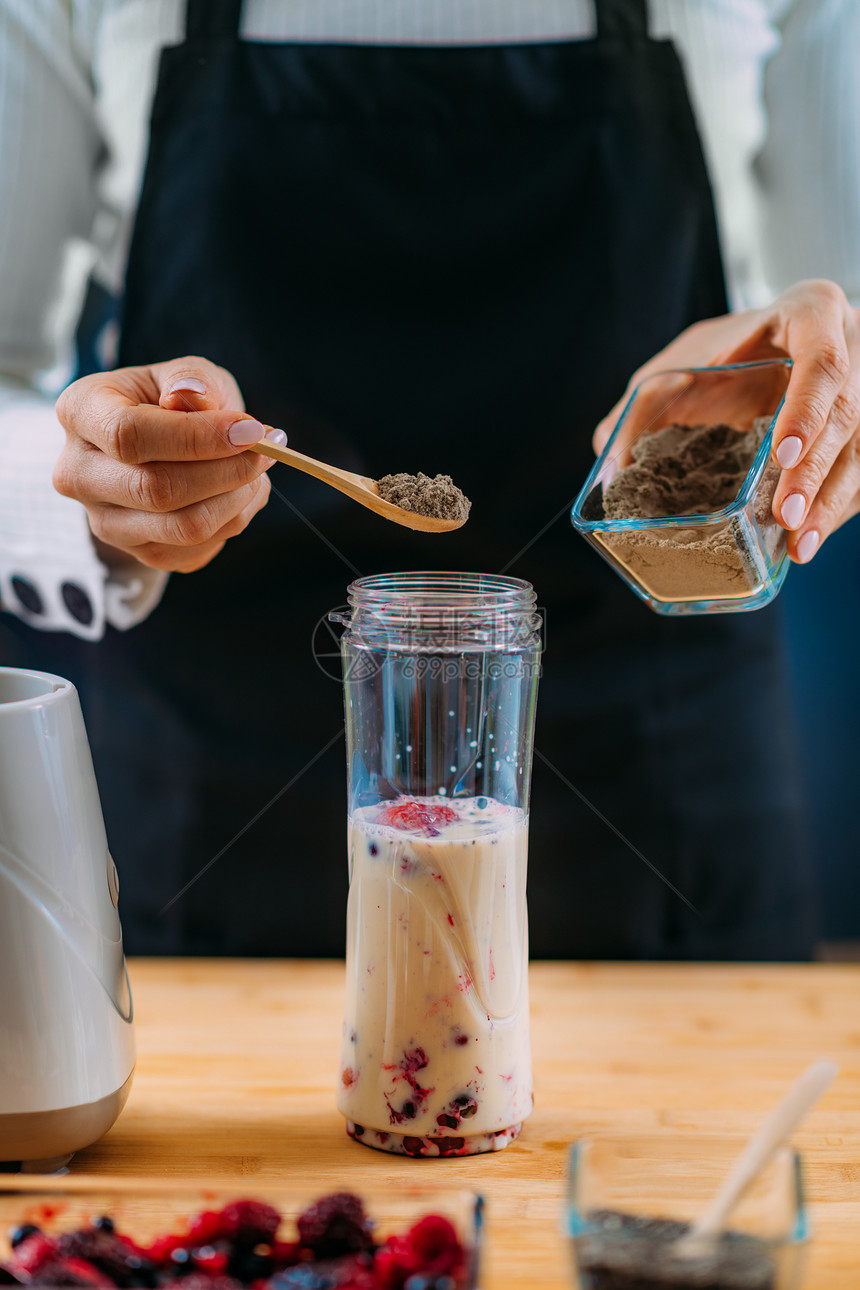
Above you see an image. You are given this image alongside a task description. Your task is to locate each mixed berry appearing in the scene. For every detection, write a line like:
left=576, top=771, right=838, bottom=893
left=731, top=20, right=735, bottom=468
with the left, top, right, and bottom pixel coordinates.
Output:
left=374, top=801, right=459, bottom=838
left=0, top=1195, right=469, bottom=1290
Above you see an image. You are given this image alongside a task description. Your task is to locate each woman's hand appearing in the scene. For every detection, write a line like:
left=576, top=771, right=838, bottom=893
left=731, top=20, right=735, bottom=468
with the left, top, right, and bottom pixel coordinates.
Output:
left=594, top=280, right=860, bottom=564
left=54, top=356, right=281, bottom=573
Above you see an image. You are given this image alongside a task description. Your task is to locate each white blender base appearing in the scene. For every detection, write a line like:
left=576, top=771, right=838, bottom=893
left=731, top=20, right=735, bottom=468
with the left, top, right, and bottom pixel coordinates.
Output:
left=0, top=1070, right=133, bottom=1171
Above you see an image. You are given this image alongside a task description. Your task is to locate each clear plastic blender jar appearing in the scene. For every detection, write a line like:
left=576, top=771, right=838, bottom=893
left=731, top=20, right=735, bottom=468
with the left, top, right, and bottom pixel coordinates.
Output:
left=332, top=572, right=542, bottom=1157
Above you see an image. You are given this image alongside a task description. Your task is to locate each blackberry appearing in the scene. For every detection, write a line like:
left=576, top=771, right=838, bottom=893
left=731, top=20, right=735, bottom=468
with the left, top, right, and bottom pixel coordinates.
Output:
left=160, top=1277, right=242, bottom=1290
left=10, top=1231, right=58, bottom=1276
left=226, top=1247, right=272, bottom=1283
left=268, top=1263, right=342, bottom=1290
left=8, top=1226, right=40, bottom=1250
left=35, top=1257, right=112, bottom=1287
left=219, top=1201, right=281, bottom=1246
left=121, top=1255, right=159, bottom=1288
left=56, top=1229, right=146, bottom=1285
left=92, top=1218, right=115, bottom=1235
left=296, top=1193, right=373, bottom=1258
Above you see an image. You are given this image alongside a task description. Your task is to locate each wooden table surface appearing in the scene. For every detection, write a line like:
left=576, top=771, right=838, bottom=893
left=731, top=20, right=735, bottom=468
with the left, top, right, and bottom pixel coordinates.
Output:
left=66, top=959, right=860, bottom=1288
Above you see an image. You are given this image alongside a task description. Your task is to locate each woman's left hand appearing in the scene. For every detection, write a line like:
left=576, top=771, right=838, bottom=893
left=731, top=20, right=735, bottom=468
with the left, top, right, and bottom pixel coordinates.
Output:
left=594, top=279, right=860, bottom=564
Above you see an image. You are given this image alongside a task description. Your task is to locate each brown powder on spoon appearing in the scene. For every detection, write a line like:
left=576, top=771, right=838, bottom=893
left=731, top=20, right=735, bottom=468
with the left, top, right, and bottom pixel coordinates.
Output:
left=377, top=471, right=471, bottom=522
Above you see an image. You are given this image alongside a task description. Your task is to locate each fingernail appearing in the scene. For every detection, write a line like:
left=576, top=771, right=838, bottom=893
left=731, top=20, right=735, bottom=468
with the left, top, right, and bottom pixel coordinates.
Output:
left=796, top=530, right=820, bottom=563
left=776, top=435, right=803, bottom=469
left=166, top=378, right=206, bottom=395
left=227, top=418, right=265, bottom=446
left=780, top=492, right=806, bottom=530
left=265, top=428, right=288, bottom=447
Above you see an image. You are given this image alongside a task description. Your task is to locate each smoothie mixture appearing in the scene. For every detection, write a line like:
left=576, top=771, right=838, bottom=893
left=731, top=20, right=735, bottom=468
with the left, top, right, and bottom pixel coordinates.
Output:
left=337, top=794, right=532, bottom=1157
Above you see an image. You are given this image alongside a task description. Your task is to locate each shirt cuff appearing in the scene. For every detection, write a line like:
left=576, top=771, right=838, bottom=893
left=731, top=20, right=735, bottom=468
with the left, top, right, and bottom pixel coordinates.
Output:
left=0, top=388, right=168, bottom=638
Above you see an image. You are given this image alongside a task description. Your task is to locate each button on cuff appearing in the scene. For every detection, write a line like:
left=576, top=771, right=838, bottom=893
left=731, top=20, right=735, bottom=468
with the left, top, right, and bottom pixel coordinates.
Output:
left=10, top=575, right=44, bottom=615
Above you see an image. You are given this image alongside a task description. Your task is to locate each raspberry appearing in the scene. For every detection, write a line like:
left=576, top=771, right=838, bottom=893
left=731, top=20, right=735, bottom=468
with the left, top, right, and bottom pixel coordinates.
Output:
left=10, top=1231, right=58, bottom=1276
left=376, top=800, right=458, bottom=837
left=373, top=1236, right=421, bottom=1289
left=404, top=1217, right=462, bottom=1279
left=296, top=1194, right=373, bottom=1259
left=374, top=1219, right=464, bottom=1288
left=143, top=1234, right=189, bottom=1266
left=219, top=1201, right=281, bottom=1247
left=187, top=1211, right=223, bottom=1246
left=191, top=1244, right=230, bottom=1275
left=269, top=1240, right=301, bottom=1267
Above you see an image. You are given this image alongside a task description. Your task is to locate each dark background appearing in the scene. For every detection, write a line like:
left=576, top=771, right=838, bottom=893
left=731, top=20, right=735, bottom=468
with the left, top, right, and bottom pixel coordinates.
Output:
left=781, top=522, right=860, bottom=955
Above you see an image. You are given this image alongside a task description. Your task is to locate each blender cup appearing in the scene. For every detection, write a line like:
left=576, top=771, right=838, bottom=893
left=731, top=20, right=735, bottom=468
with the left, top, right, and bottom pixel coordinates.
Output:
left=332, top=572, right=542, bottom=1157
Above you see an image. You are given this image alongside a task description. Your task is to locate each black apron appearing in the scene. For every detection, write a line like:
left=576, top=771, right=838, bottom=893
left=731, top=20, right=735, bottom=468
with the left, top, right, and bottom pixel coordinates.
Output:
left=0, top=0, right=816, bottom=959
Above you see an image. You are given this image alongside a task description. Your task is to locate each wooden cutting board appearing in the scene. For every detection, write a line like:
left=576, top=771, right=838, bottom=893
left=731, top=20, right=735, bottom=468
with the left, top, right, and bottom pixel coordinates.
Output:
left=7, top=960, right=856, bottom=1289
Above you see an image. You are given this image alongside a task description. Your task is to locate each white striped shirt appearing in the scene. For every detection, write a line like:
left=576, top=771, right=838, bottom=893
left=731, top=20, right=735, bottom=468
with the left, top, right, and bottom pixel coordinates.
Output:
left=1, top=0, right=858, bottom=637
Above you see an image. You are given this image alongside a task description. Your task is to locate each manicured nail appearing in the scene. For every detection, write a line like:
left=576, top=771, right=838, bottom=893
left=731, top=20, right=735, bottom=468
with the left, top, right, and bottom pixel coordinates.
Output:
left=265, top=428, right=288, bottom=447
left=227, top=418, right=265, bottom=446
left=780, top=492, right=806, bottom=530
left=166, top=378, right=206, bottom=395
left=796, top=530, right=820, bottom=563
left=776, top=436, right=803, bottom=469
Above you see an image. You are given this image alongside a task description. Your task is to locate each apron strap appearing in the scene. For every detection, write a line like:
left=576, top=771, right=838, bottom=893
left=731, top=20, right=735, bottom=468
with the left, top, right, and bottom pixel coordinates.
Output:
left=596, top=0, right=649, bottom=41
left=186, top=0, right=242, bottom=41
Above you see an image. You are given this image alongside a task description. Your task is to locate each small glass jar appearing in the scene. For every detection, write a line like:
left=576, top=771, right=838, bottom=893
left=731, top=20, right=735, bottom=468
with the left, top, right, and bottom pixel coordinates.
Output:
left=331, top=572, right=542, bottom=1157
left=565, top=1137, right=808, bottom=1290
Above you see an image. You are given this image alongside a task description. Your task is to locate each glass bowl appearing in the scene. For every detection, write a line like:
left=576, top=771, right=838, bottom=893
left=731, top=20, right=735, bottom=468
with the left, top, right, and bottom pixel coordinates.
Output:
left=0, top=1175, right=483, bottom=1289
left=564, top=1136, right=808, bottom=1289
left=571, top=361, right=793, bottom=615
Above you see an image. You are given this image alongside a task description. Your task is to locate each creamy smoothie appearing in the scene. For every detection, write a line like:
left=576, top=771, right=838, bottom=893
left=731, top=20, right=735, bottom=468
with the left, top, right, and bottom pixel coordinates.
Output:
left=337, top=794, right=532, bottom=1157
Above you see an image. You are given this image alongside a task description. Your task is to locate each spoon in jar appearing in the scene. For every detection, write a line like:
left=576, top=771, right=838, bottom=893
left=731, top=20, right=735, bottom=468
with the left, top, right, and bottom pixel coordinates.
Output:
left=675, top=1058, right=838, bottom=1260
left=248, top=436, right=469, bottom=533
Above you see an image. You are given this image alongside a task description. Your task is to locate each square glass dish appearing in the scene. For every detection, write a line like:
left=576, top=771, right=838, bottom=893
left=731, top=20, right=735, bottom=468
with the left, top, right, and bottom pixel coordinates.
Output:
left=564, top=1136, right=808, bottom=1290
left=571, top=360, right=793, bottom=615
left=0, top=1175, right=483, bottom=1289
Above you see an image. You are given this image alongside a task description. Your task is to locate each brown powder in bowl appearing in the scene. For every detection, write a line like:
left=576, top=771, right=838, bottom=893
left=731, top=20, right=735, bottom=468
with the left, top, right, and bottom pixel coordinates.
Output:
left=377, top=472, right=471, bottom=522
left=602, top=421, right=769, bottom=520
left=597, top=418, right=782, bottom=602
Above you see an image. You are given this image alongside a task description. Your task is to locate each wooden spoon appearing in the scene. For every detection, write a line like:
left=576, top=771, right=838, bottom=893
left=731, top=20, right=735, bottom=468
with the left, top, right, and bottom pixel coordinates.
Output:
left=675, top=1058, right=837, bottom=1259
left=248, top=438, right=467, bottom=533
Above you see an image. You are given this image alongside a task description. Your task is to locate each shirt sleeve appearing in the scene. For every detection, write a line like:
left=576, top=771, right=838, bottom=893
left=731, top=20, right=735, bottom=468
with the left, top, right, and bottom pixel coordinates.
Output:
left=754, top=0, right=860, bottom=307
left=0, top=0, right=167, bottom=640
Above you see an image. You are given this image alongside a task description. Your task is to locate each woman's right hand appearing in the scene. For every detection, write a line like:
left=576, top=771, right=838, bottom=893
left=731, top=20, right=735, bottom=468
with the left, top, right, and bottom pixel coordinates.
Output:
left=54, top=355, right=280, bottom=572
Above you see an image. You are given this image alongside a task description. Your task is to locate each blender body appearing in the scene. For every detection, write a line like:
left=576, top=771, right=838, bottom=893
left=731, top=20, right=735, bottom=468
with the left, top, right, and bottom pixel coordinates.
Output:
left=0, top=668, right=135, bottom=1171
